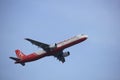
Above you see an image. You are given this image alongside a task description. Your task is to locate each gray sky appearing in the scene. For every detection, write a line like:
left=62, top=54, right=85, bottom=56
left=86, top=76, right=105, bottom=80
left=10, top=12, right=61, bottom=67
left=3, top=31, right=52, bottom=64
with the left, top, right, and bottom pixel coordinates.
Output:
left=0, top=0, right=120, bottom=80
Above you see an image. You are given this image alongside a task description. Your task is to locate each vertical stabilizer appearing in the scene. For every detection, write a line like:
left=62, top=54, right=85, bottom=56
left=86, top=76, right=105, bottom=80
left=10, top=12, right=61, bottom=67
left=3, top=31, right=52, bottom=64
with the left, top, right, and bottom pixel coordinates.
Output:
left=15, top=49, right=26, bottom=59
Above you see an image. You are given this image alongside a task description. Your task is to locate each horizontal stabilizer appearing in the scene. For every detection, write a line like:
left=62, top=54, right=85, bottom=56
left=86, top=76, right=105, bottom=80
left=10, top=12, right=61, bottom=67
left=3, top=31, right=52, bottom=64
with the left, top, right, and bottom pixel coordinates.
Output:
left=9, top=57, right=20, bottom=61
left=9, top=57, right=25, bottom=66
left=20, top=63, right=25, bottom=66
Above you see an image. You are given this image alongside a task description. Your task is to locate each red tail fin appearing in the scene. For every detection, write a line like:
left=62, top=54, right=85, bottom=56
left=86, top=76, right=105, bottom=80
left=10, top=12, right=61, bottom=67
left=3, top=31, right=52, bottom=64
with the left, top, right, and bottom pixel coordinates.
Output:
left=15, top=49, right=26, bottom=59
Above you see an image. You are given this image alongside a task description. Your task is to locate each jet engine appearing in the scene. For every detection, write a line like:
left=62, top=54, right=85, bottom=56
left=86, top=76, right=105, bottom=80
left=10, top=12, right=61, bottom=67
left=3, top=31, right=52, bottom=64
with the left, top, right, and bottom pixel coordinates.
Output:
left=49, top=43, right=57, bottom=50
left=62, top=51, right=70, bottom=57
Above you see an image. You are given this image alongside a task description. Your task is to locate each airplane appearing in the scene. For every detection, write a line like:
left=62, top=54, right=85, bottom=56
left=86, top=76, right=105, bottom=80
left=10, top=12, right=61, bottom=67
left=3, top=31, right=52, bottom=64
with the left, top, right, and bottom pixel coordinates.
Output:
left=10, top=34, right=88, bottom=66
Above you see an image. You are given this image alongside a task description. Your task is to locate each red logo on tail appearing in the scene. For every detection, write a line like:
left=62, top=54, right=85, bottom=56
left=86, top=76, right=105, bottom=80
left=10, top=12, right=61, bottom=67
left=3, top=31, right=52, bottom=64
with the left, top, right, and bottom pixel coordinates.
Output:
left=15, top=49, right=26, bottom=59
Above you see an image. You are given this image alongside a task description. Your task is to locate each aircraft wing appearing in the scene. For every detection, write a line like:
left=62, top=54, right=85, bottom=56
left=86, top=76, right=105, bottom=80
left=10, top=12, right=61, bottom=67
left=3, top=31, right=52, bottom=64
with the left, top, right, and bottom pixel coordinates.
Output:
left=25, top=38, right=50, bottom=51
left=53, top=51, right=65, bottom=63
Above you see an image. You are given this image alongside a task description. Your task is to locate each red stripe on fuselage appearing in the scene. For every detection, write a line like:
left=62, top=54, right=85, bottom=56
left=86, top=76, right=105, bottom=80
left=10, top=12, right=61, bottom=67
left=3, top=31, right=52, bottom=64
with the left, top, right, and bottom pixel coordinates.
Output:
left=57, top=37, right=87, bottom=50
left=17, top=53, right=48, bottom=63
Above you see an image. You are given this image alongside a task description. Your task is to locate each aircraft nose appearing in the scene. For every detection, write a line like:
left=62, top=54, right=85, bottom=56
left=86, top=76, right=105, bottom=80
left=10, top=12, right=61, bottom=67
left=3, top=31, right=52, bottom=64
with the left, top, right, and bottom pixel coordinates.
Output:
left=77, top=34, right=88, bottom=39
left=84, top=35, right=88, bottom=39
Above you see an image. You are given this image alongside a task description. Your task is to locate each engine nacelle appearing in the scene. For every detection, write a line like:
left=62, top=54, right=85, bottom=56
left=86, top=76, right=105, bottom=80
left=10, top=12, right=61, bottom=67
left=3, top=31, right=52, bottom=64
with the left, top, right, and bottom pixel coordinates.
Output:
left=49, top=43, right=57, bottom=50
left=62, top=51, right=70, bottom=57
